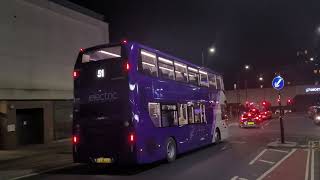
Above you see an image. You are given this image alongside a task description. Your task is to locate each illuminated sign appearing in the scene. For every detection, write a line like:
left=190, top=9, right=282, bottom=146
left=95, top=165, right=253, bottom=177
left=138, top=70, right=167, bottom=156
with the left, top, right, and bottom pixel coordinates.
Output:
left=305, top=88, right=320, bottom=93
left=97, top=69, right=105, bottom=78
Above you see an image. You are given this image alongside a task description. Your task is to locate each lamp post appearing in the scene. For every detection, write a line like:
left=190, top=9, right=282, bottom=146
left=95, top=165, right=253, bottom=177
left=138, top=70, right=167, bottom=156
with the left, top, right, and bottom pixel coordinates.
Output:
left=258, top=75, right=265, bottom=100
left=244, top=65, right=251, bottom=102
left=201, top=47, right=215, bottom=66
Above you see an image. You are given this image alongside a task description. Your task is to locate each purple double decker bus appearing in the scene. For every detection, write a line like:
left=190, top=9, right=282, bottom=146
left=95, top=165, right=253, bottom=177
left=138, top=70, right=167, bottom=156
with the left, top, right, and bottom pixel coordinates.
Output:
left=72, top=41, right=228, bottom=165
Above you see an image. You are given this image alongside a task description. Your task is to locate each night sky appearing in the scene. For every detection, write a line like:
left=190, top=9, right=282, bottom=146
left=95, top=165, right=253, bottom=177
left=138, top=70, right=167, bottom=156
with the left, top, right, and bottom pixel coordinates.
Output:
left=68, top=0, right=320, bottom=89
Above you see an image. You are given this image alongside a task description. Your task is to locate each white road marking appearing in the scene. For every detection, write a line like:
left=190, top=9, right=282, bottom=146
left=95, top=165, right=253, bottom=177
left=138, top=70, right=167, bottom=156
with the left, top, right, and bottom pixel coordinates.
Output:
left=305, top=147, right=310, bottom=180
left=230, top=176, right=239, bottom=180
left=238, top=178, right=248, bottom=180
left=259, top=159, right=275, bottom=165
left=230, top=141, right=247, bottom=144
left=9, top=163, right=77, bottom=180
left=256, top=149, right=297, bottom=180
left=249, top=149, right=268, bottom=165
left=221, top=146, right=227, bottom=151
left=268, top=148, right=289, bottom=153
left=311, top=149, right=314, bottom=180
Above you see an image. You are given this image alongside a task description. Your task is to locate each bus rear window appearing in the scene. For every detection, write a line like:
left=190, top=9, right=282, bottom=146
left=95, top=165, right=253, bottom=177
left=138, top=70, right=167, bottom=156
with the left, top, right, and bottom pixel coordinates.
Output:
left=82, top=46, right=121, bottom=63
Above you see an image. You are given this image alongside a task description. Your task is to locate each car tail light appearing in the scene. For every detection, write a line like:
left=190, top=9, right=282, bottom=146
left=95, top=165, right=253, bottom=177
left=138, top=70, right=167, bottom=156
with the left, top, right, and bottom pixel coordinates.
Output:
left=73, top=135, right=79, bottom=144
left=122, top=40, right=128, bottom=44
left=248, top=113, right=252, bottom=117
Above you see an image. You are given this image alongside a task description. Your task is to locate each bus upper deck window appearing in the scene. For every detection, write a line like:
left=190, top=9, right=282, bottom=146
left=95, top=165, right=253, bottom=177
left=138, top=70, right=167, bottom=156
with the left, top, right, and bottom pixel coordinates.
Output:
left=141, top=50, right=157, bottom=77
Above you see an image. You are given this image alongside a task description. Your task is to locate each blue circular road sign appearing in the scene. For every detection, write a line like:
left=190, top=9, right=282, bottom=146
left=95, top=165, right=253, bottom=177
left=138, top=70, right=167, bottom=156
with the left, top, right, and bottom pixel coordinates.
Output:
left=272, top=76, right=284, bottom=90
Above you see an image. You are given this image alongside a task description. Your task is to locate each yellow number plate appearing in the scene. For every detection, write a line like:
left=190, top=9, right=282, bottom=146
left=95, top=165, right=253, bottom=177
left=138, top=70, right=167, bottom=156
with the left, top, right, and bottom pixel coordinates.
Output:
left=95, top=157, right=112, bottom=164
left=248, top=122, right=255, bottom=125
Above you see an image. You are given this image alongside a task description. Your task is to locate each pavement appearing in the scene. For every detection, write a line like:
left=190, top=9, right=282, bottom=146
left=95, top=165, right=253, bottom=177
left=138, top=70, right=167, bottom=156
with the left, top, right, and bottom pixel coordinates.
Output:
left=0, top=112, right=319, bottom=180
left=0, top=139, right=73, bottom=180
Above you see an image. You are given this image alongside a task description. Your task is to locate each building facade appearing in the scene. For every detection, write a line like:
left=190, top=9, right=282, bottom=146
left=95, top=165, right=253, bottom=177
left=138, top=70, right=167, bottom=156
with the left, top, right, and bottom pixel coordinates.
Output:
left=0, top=0, right=109, bottom=149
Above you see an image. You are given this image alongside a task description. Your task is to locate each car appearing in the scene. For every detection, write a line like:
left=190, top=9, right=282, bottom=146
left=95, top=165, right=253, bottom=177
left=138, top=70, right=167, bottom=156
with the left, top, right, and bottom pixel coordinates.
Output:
left=307, top=106, right=318, bottom=118
left=239, top=110, right=263, bottom=128
left=260, top=110, right=272, bottom=120
left=311, top=107, right=320, bottom=125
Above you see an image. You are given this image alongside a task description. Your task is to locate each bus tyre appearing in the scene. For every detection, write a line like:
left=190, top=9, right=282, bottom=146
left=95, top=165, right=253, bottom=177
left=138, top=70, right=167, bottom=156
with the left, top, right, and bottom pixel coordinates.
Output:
left=166, top=137, right=177, bottom=163
left=215, top=128, right=221, bottom=144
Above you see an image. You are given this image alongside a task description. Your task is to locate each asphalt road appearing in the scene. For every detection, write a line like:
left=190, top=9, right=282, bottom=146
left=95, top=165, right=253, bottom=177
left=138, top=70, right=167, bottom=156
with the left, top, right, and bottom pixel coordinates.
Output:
left=20, top=113, right=320, bottom=180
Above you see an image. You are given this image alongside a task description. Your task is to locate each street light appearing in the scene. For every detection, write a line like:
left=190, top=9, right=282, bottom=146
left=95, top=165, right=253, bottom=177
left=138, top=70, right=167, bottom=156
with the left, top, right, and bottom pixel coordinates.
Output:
left=259, top=77, right=263, bottom=81
left=244, top=65, right=250, bottom=70
left=317, top=26, right=320, bottom=35
left=310, top=57, right=314, bottom=61
left=201, top=46, right=215, bottom=66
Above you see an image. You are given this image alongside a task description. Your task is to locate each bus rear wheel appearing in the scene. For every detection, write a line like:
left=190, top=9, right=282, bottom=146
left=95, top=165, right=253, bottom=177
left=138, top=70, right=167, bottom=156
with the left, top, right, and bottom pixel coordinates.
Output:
left=166, top=137, right=176, bottom=163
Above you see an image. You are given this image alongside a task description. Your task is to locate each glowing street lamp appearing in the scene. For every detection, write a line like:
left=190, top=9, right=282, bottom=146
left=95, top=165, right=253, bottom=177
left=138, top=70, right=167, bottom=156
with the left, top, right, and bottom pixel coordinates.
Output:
left=244, top=65, right=250, bottom=70
left=201, top=46, right=216, bottom=66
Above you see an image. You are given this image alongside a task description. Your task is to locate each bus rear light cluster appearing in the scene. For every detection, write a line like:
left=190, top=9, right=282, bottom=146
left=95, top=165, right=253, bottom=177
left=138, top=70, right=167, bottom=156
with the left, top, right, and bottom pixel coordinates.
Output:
left=73, top=70, right=80, bottom=79
left=123, top=62, right=130, bottom=71
left=72, top=135, right=79, bottom=144
left=129, top=133, right=135, bottom=143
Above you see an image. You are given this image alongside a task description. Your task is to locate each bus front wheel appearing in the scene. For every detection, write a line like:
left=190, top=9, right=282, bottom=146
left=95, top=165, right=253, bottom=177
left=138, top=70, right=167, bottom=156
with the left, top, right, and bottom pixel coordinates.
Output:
left=166, top=137, right=177, bottom=163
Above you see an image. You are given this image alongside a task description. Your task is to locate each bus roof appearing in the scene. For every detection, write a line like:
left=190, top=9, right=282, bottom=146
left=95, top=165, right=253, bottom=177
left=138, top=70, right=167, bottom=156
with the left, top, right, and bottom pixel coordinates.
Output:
left=81, top=41, right=223, bottom=76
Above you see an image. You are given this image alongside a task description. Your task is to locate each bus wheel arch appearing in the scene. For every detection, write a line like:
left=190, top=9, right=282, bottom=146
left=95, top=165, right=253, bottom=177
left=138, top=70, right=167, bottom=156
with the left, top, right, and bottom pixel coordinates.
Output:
left=215, top=128, right=221, bottom=144
left=165, top=137, right=177, bottom=163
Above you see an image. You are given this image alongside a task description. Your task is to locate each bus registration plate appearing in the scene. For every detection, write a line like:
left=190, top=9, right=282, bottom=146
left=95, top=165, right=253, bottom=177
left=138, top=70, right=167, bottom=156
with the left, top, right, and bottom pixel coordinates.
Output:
left=95, top=157, right=112, bottom=164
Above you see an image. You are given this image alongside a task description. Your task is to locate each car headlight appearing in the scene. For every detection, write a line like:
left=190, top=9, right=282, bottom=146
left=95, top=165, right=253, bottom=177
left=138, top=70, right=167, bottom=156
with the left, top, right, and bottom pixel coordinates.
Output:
left=316, top=116, right=320, bottom=121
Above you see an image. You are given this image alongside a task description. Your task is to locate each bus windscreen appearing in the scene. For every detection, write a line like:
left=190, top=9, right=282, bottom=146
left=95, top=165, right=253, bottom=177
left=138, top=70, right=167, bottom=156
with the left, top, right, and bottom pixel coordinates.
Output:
left=82, top=46, right=121, bottom=63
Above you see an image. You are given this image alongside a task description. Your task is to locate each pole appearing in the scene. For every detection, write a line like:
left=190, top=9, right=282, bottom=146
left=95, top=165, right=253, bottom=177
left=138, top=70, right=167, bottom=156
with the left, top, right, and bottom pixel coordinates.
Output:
left=245, top=79, right=248, bottom=101
left=201, top=51, right=204, bottom=66
left=278, top=92, right=285, bottom=144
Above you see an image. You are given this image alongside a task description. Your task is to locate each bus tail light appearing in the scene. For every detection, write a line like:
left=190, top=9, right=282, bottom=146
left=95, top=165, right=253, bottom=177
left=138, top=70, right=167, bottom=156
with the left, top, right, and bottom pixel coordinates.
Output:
left=124, top=62, right=130, bottom=71
left=129, top=133, right=135, bottom=143
left=73, top=70, right=80, bottom=79
left=72, top=135, right=79, bottom=144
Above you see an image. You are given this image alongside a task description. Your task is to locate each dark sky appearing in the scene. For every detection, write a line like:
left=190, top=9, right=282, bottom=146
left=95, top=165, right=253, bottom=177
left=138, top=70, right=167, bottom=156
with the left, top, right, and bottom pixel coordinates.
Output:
left=68, top=0, right=320, bottom=88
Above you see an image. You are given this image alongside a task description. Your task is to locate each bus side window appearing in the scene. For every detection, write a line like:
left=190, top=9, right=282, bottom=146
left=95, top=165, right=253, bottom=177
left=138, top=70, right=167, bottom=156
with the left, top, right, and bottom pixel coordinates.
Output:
left=178, top=104, right=188, bottom=125
left=148, top=103, right=161, bottom=127
left=187, top=105, right=194, bottom=124
left=188, top=67, right=199, bottom=86
left=161, top=104, right=178, bottom=127
left=199, top=71, right=209, bottom=87
left=208, top=73, right=217, bottom=89
left=158, top=57, right=175, bottom=80
left=201, top=104, right=206, bottom=123
left=194, top=103, right=202, bottom=123
left=140, top=49, right=158, bottom=77
left=216, top=76, right=222, bottom=90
